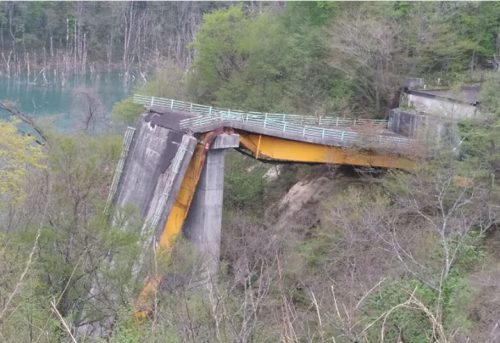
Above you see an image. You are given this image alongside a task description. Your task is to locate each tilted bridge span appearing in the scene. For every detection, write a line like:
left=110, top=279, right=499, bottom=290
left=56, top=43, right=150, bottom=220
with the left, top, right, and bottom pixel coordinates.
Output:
left=108, top=95, right=419, bottom=319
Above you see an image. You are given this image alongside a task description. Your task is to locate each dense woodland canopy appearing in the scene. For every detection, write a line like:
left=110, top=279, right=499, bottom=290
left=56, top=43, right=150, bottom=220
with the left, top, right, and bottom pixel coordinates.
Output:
left=0, top=2, right=499, bottom=342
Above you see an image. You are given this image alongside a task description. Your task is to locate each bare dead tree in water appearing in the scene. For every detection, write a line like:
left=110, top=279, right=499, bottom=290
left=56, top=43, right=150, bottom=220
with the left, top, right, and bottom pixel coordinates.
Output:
left=71, top=87, right=104, bottom=133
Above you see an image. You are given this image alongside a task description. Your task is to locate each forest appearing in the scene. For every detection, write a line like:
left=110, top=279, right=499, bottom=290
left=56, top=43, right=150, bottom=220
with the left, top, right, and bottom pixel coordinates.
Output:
left=0, top=2, right=226, bottom=81
left=0, top=2, right=499, bottom=342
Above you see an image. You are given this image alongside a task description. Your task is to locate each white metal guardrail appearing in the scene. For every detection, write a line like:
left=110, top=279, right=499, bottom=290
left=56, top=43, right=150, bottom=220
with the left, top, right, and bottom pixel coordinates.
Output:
left=178, top=112, right=411, bottom=148
left=133, top=94, right=412, bottom=149
left=133, top=94, right=388, bottom=129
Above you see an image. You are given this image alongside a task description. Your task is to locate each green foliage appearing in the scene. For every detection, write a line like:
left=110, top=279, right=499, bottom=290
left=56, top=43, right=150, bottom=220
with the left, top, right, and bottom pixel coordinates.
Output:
left=459, top=117, right=500, bottom=177
left=3, top=3, right=500, bottom=342
left=388, top=2, right=500, bottom=78
left=366, top=268, right=475, bottom=342
left=37, top=133, right=141, bottom=321
left=0, top=132, right=143, bottom=340
left=138, top=62, right=190, bottom=100
left=283, top=1, right=338, bottom=27
left=112, top=62, right=189, bottom=125
left=112, top=98, right=143, bottom=126
left=450, top=2, right=500, bottom=68
left=224, top=150, right=266, bottom=212
left=0, top=233, right=61, bottom=342
left=367, top=279, right=436, bottom=342
left=189, top=5, right=250, bottom=103
left=212, top=11, right=289, bottom=111
left=296, top=235, right=330, bottom=268
left=109, top=310, right=154, bottom=343
left=190, top=4, right=351, bottom=115
left=479, top=72, right=500, bottom=116
left=458, top=75, right=500, bottom=178
left=0, top=119, right=45, bottom=203
left=452, top=230, right=487, bottom=271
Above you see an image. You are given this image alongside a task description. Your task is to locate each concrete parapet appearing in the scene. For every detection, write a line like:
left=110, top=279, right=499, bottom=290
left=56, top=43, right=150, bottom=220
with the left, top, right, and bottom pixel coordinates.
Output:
left=212, top=133, right=240, bottom=149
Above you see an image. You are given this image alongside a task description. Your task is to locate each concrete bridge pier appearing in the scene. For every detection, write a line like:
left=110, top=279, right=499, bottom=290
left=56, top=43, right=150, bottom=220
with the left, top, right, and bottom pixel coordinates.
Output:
left=183, top=134, right=239, bottom=284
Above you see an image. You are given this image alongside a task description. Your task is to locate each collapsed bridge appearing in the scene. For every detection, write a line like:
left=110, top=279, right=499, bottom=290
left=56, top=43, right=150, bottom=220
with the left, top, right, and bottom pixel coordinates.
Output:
left=107, top=95, right=419, bottom=318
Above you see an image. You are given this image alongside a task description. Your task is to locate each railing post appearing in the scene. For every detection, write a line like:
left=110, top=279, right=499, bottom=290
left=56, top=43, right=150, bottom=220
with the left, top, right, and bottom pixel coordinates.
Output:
left=341, top=131, right=345, bottom=141
left=283, top=122, right=286, bottom=132
left=209, top=106, right=212, bottom=116
left=322, top=129, right=325, bottom=140
left=150, top=96, right=155, bottom=107
left=190, top=103, right=193, bottom=112
left=170, top=99, right=174, bottom=109
left=302, top=127, right=306, bottom=137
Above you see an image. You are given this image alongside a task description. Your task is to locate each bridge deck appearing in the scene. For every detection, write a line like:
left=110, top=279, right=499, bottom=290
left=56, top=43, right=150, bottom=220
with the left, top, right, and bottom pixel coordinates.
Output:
left=136, top=95, right=414, bottom=154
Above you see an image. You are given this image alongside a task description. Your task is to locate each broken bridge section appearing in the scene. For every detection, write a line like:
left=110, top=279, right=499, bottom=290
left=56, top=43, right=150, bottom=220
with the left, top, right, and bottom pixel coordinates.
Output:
left=110, top=95, right=421, bottom=318
left=109, top=107, right=239, bottom=287
left=134, top=94, right=419, bottom=170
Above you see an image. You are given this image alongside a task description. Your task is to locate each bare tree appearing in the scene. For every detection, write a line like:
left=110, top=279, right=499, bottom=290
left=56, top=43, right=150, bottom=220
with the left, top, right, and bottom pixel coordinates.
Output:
left=71, top=87, right=104, bottom=133
left=329, top=5, right=402, bottom=113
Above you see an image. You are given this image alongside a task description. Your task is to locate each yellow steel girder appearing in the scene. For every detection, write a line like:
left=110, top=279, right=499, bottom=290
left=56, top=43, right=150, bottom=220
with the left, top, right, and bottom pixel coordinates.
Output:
left=135, top=132, right=218, bottom=321
left=237, top=132, right=416, bottom=170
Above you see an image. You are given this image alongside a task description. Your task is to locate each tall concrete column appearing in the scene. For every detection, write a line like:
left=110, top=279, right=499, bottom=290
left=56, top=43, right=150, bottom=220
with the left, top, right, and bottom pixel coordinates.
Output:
left=183, top=149, right=224, bottom=280
left=182, top=134, right=238, bottom=283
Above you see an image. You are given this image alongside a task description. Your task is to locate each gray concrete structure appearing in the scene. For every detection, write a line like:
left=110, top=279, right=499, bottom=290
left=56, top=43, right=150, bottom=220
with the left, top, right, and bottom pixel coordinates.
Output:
left=183, top=149, right=225, bottom=281
left=388, top=109, right=460, bottom=149
left=114, top=110, right=196, bottom=226
left=113, top=118, right=175, bottom=217
left=148, top=134, right=197, bottom=240
left=182, top=133, right=239, bottom=282
left=400, top=85, right=481, bottom=120
left=111, top=108, right=240, bottom=280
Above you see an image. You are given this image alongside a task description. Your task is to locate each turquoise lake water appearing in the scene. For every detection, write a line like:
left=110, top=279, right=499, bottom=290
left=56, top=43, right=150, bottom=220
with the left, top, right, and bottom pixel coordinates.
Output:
left=0, top=72, right=135, bottom=130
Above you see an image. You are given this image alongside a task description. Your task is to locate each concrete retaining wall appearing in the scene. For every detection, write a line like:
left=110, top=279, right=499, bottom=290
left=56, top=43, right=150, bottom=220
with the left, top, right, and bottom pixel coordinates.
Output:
left=388, top=109, right=460, bottom=148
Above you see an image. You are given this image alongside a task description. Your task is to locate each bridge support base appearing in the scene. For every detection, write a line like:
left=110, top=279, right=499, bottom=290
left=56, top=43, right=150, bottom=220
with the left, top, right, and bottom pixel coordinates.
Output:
left=183, top=134, right=238, bottom=284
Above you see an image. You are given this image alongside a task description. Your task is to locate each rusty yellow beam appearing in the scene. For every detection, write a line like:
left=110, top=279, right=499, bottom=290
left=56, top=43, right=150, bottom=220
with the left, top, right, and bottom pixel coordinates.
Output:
left=238, top=132, right=417, bottom=170
left=158, top=142, right=208, bottom=252
left=135, top=131, right=219, bottom=321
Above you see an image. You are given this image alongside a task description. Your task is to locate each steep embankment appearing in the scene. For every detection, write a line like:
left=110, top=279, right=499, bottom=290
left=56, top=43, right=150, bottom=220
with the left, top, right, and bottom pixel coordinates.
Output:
left=248, top=166, right=500, bottom=341
left=264, top=165, right=381, bottom=232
